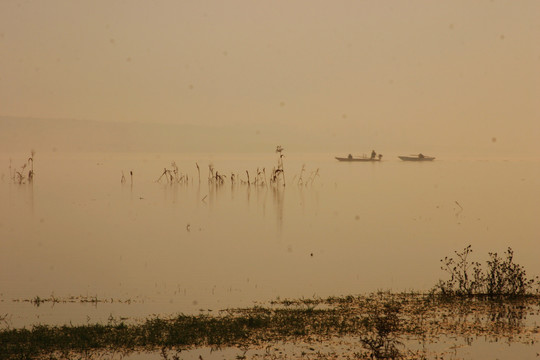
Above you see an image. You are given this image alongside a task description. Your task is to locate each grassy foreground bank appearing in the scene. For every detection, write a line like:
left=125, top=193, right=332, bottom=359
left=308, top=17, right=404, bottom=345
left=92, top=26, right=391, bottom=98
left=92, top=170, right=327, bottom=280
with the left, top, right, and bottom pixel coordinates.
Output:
left=3, top=246, right=540, bottom=359
left=2, top=292, right=540, bottom=360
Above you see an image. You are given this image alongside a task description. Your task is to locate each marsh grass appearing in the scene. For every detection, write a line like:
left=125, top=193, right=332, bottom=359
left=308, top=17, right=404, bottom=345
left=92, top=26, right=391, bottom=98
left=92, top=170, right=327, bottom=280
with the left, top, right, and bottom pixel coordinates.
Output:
left=9, top=150, right=35, bottom=184
left=270, top=145, right=286, bottom=186
left=152, top=146, right=315, bottom=190
left=4, top=247, right=538, bottom=359
left=294, top=165, right=319, bottom=187
left=2, top=291, right=540, bottom=359
left=156, top=162, right=190, bottom=185
left=207, top=164, right=226, bottom=185
left=359, top=299, right=404, bottom=359
left=12, top=295, right=142, bottom=307
left=253, top=167, right=267, bottom=187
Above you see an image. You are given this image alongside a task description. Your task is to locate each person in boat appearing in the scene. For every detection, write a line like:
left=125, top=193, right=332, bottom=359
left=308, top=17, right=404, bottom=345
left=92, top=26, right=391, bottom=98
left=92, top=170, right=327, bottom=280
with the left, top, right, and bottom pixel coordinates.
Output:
left=418, top=153, right=425, bottom=159
left=348, top=154, right=353, bottom=160
left=371, top=150, right=376, bottom=159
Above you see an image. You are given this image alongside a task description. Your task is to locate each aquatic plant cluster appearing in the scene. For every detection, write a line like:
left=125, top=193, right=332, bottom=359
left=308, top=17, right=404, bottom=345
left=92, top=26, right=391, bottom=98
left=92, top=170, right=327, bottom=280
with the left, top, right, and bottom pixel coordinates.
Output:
left=435, top=246, right=540, bottom=297
left=4, top=147, right=319, bottom=188
left=1, top=291, right=539, bottom=359
left=154, top=146, right=319, bottom=188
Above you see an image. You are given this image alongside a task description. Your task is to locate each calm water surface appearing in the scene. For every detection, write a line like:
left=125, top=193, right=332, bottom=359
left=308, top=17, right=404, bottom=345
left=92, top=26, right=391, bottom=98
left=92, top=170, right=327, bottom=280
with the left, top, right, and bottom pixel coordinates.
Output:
left=1, top=152, right=540, bottom=328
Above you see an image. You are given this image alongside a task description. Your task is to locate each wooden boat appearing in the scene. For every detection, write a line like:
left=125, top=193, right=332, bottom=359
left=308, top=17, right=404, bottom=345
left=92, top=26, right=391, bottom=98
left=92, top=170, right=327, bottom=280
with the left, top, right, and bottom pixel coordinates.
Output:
left=335, top=154, right=382, bottom=162
left=398, top=154, right=435, bottom=161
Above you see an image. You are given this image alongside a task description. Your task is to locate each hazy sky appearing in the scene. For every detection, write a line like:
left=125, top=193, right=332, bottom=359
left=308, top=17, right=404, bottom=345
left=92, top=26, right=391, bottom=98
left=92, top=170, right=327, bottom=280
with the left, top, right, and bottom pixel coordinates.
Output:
left=1, top=0, right=539, bottom=152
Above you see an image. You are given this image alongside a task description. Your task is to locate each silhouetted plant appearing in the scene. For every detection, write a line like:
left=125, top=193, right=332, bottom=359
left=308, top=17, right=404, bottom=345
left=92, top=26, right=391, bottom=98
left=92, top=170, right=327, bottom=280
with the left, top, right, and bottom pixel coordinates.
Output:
left=437, top=245, right=484, bottom=296
left=10, top=150, right=35, bottom=184
left=156, top=162, right=188, bottom=184
left=27, top=150, right=35, bottom=182
left=245, top=170, right=250, bottom=185
left=208, top=164, right=225, bottom=185
left=435, top=246, right=538, bottom=297
left=294, top=165, right=319, bottom=187
left=308, top=168, right=320, bottom=186
left=254, top=167, right=267, bottom=187
left=157, top=167, right=174, bottom=183
left=485, top=248, right=536, bottom=296
left=270, top=145, right=285, bottom=186
left=297, top=164, right=306, bottom=186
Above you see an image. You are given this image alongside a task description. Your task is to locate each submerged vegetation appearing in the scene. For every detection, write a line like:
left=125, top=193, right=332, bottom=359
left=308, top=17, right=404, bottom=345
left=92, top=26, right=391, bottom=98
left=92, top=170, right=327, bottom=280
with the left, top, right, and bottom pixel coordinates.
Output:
left=1, top=292, right=539, bottom=359
left=12, top=294, right=143, bottom=307
left=2, top=248, right=540, bottom=359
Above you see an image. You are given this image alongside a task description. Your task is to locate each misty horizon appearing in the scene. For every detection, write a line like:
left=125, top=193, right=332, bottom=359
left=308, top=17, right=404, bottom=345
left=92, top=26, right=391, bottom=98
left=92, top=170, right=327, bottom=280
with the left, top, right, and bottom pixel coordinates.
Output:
left=1, top=115, right=538, bottom=157
left=1, top=1, right=539, bottom=157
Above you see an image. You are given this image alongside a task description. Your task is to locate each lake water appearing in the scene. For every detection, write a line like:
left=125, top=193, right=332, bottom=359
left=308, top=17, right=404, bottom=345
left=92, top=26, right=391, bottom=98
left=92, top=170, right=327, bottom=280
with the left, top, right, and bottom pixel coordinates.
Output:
left=1, top=151, right=540, bottom=331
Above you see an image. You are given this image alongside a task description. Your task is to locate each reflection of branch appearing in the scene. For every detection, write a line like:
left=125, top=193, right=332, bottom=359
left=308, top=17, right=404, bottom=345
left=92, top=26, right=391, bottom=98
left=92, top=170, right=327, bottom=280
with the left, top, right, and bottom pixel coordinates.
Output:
left=455, top=201, right=463, bottom=210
